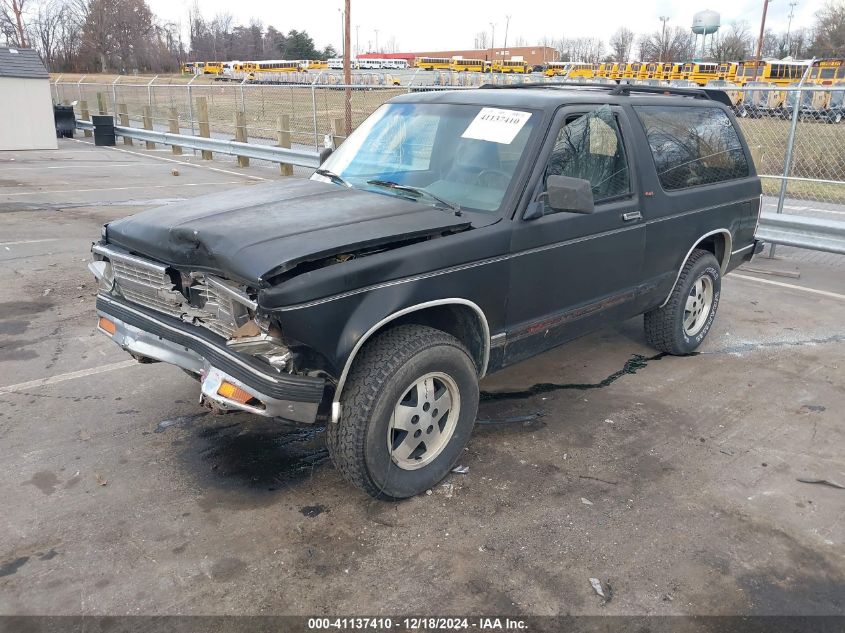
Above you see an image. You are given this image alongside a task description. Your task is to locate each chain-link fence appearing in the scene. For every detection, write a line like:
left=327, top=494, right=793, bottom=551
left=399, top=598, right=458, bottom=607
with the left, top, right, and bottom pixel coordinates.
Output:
left=51, top=76, right=845, bottom=226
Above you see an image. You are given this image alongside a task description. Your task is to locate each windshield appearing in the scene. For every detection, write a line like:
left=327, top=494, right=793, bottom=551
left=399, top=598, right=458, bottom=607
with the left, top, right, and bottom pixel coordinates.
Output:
left=313, top=102, right=537, bottom=213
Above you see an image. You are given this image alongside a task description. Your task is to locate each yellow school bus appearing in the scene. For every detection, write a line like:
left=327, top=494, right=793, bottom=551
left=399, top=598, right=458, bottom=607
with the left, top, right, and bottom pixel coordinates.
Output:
left=544, top=61, right=568, bottom=76
left=596, top=62, right=618, bottom=80
left=570, top=62, right=597, bottom=79
left=645, top=62, right=667, bottom=79
left=450, top=58, right=485, bottom=72
left=662, top=63, right=684, bottom=81
left=544, top=62, right=594, bottom=78
left=492, top=59, right=530, bottom=73
left=808, top=59, right=845, bottom=86
left=628, top=62, right=649, bottom=80
left=735, top=60, right=808, bottom=86
left=203, top=61, right=224, bottom=75
left=244, top=59, right=300, bottom=79
left=679, top=62, right=719, bottom=85
left=299, top=59, right=328, bottom=71
left=615, top=62, right=632, bottom=79
left=416, top=57, right=451, bottom=70
left=717, top=62, right=738, bottom=81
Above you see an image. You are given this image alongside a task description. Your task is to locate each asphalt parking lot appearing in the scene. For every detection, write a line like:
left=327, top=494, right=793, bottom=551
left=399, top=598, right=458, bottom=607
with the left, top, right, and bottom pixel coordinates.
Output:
left=1, top=139, right=844, bottom=617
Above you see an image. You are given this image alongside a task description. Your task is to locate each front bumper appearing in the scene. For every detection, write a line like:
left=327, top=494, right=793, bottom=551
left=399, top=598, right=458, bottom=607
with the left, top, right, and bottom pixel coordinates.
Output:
left=96, top=294, right=325, bottom=423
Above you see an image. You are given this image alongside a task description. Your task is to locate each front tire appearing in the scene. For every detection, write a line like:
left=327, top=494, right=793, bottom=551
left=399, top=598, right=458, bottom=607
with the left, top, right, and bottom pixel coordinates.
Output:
left=644, top=249, right=721, bottom=355
left=326, top=324, right=479, bottom=500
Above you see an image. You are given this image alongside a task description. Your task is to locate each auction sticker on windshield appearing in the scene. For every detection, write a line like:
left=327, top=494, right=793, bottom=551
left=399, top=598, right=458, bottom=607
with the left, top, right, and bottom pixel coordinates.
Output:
left=461, top=108, right=532, bottom=144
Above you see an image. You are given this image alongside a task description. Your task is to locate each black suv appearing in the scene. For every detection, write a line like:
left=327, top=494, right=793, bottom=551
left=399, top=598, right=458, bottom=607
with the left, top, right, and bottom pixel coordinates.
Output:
left=91, top=84, right=762, bottom=499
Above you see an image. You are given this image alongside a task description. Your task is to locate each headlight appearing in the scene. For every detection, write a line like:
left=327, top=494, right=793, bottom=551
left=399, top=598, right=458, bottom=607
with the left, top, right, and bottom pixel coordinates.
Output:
left=88, top=259, right=115, bottom=292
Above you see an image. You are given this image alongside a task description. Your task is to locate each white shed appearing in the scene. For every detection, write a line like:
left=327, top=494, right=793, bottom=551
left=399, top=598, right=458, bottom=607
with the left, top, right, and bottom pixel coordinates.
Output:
left=0, top=47, right=57, bottom=151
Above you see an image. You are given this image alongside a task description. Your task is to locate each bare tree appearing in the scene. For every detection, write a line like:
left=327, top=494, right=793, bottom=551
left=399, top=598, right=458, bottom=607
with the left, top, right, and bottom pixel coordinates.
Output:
left=788, top=26, right=809, bottom=58
left=609, top=27, right=634, bottom=62
left=557, top=37, right=605, bottom=63
left=710, top=21, right=754, bottom=61
left=474, top=30, right=488, bottom=49
left=1, top=0, right=28, bottom=46
left=809, top=0, right=845, bottom=57
left=637, top=26, right=695, bottom=62
left=29, top=0, right=65, bottom=66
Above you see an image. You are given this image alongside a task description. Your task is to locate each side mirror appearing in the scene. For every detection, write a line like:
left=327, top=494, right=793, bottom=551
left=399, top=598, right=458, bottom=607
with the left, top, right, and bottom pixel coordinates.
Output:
left=318, top=147, right=333, bottom=165
left=546, top=175, right=595, bottom=214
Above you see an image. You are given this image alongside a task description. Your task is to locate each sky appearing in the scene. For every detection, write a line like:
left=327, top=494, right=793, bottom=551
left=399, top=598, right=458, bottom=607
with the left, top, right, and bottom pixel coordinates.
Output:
left=146, top=0, right=827, bottom=53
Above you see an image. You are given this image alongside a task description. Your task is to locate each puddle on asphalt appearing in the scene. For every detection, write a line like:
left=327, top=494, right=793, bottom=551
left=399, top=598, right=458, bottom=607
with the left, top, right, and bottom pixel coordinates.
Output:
left=187, top=420, right=329, bottom=491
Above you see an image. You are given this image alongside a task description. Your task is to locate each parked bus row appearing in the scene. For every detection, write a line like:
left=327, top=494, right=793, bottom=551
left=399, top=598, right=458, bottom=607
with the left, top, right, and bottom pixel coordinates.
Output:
left=542, top=58, right=845, bottom=87
left=413, top=57, right=531, bottom=73
left=182, top=58, right=411, bottom=75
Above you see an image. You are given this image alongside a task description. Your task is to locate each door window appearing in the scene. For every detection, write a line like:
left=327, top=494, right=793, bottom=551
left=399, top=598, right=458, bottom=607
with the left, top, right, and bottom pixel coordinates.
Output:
left=634, top=105, right=750, bottom=191
left=544, top=105, right=631, bottom=210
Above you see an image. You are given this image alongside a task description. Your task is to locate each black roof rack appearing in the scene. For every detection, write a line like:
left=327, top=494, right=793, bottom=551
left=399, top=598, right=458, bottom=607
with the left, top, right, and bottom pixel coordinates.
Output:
left=478, top=81, right=734, bottom=108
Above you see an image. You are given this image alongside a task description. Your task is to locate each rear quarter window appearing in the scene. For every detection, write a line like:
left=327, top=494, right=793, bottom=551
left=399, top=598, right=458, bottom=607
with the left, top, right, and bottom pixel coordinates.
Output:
left=634, top=105, right=750, bottom=191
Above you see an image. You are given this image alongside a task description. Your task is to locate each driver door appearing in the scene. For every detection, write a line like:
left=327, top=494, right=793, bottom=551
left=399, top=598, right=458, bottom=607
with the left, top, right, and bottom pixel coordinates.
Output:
left=503, top=105, right=646, bottom=366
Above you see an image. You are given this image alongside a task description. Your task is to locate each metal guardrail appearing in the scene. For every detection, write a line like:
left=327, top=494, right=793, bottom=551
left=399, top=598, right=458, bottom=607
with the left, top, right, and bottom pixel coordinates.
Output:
left=76, top=120, right=321, bottom=169
left=756, top=212, right=845, bottom=255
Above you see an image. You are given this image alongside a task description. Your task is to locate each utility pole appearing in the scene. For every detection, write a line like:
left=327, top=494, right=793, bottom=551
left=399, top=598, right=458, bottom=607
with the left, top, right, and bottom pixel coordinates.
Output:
left=356, top=24, right=360, bottom=57
left=753, top=0, right=771, bottom=82
left=490, top=22, right=496, bottom=53
left=786, top=1, right=798, bottom=56
left=659, top=16, right=670, bottom=63
left=344, top=0, right=351, bottom=135
left=8, top=0, right=27, bottom=47
left=374, top=29, right=379, bottom=53
left=503, top=15, right=511, bottom=49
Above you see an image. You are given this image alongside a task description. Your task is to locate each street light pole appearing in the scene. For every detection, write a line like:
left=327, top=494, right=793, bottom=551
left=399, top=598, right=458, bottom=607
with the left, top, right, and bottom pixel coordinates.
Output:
left=503, top=15, right=511, bottom=49
left=753, top=0, right=771, bottom=82
left=659, top=16, right=670, bottom=63
left=786, top=1, right=798, bottom=56
left=490, top=22, right=496, bottom=52
left=356, top=24, right=360, bottom=57
left=374, top=29, right=379, bottom=53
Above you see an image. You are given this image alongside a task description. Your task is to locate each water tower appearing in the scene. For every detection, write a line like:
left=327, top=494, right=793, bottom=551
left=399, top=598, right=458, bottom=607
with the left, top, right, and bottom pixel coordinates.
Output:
left=691, top=10, right=720, bottom=60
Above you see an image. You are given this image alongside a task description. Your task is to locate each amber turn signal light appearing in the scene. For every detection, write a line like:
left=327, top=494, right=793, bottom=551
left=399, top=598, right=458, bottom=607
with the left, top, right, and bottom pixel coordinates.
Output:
left=98, top=317, right=117, bottom=336
left=217, top=381, right=253, bottom=405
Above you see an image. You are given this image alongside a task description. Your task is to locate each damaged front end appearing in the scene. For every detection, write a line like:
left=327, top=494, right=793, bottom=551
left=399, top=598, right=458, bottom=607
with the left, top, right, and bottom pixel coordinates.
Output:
left=90, top=242, right=326, bottom=423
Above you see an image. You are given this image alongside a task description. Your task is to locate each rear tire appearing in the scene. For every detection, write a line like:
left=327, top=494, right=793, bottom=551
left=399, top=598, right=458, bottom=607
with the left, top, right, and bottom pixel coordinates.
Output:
left=326, top=324, right=479, bottom=500
left=644, top=249, right=722, bottom=355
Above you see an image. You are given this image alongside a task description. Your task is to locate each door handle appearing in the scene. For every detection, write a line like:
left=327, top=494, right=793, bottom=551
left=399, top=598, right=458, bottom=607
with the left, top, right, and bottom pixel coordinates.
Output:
left=622, top=211, right=643, bottom=222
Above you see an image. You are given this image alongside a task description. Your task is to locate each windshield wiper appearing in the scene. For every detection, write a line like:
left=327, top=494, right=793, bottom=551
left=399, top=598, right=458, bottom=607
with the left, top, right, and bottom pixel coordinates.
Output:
left=315, top=168, right=352, bottom=188
left=366, top=179, right=462, bottom=215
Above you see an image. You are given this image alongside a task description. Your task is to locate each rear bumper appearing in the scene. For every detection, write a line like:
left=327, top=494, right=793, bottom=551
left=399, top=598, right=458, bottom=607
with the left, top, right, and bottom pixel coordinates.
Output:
left=96, top=294, right=325, bottom=423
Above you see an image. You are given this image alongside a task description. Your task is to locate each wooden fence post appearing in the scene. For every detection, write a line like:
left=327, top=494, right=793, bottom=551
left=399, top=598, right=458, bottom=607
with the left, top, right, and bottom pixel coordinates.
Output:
left=169, top=107, right=182, bottom=155
left=277, top=114, right=292, bottom=176
left=96, top=91, right=108, bottom=115
left=117, top=104, right=132, bottom=146
left=196, top=96, right=212, bottom=160
left=80, top=100, right=92, bottom=137
left=142, top=106, right=155, bottom=150
left=332, top=117, right=345, bottom=148
left=234, top=110, right=249, bottom=168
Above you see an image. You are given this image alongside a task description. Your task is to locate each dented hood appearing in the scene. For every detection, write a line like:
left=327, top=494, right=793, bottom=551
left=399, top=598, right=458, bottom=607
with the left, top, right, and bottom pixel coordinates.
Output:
left=104, top=179, right=474, bottom=285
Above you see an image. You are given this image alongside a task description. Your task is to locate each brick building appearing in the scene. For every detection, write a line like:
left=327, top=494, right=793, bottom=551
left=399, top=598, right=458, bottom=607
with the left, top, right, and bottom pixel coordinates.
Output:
left=358, top=46, right=559, bottom=66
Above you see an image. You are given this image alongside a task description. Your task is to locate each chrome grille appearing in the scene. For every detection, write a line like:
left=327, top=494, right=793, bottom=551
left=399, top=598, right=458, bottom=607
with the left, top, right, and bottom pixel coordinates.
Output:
left=94, top=244, right=250, bottom=339
left=199, top=283, right=241, bottom=338
left=110, top=259, right=169, bottom=292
